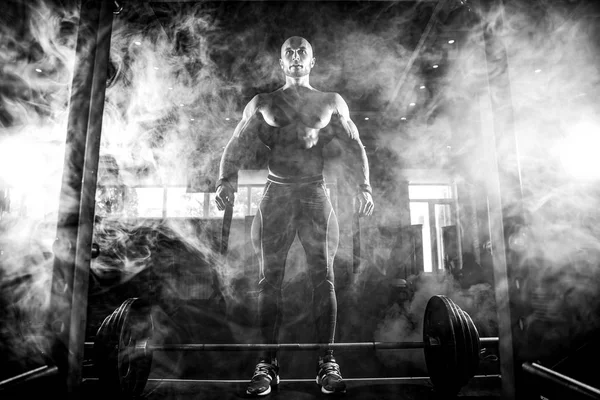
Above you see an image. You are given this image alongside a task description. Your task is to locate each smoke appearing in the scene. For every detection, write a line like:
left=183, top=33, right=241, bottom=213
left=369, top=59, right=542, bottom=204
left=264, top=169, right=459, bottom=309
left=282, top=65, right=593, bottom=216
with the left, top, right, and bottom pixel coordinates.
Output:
left=1, top=0, right=599, bottom=382
left=0, top=0, right=79, bottom=376
left=372, top=0, right=600, bottom=370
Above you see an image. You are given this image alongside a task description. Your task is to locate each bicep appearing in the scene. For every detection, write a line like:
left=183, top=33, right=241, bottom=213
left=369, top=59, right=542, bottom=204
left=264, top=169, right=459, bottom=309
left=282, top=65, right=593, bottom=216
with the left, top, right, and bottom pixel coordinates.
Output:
left=332, top=93, right=360, bottom=142
left=232, top=96, right=262, bottom=141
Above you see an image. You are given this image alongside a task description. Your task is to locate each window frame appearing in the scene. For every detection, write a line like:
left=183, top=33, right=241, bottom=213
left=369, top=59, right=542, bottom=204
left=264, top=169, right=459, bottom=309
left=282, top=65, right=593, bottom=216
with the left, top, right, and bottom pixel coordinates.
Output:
left=409, top=183, right=458, bottom=273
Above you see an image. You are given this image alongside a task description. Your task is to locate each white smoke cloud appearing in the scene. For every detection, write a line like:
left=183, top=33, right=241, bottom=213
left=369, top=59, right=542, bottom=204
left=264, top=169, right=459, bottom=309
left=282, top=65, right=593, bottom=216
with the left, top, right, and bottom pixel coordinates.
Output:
left=373, top=0, right=600, bottom=372
left=1, top=0, right=599, bottom=383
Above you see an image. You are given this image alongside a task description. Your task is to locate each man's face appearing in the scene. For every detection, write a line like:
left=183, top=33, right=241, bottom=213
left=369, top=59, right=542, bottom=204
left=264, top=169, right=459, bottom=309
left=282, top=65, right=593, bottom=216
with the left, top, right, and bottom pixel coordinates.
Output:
left=279, top=37, right=315, bottom=78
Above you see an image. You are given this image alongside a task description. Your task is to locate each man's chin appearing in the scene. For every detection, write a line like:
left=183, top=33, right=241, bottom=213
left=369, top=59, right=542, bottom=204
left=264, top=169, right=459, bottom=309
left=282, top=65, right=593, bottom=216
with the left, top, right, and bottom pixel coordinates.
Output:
left=286, top=69, right=309, bottom=78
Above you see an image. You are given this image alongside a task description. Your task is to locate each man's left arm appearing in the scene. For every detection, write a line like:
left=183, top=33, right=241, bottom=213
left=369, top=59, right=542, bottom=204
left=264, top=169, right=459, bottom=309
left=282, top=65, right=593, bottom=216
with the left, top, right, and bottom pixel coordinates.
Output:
left=332, top=93, right=374, bottom=216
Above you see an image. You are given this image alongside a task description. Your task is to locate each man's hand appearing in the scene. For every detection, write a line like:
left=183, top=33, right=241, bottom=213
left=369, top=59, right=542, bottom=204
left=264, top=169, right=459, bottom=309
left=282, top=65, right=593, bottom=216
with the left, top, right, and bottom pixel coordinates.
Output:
left=215, top=184, right=235, bottom=211
left=355, top=191, right=374, bottom=216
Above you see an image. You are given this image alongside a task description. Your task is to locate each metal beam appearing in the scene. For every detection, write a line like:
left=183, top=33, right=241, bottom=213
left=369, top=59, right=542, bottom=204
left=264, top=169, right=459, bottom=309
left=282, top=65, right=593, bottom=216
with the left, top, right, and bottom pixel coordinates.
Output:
left=45, top=0, right=114, bottom=397
left=476, top=0, right=525, bottom=398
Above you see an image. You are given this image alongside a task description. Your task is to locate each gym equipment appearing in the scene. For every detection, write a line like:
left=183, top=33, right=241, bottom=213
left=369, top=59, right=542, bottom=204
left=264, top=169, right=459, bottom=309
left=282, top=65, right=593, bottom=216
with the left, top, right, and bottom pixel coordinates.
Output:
left=91, top=294, right=498, bottom=397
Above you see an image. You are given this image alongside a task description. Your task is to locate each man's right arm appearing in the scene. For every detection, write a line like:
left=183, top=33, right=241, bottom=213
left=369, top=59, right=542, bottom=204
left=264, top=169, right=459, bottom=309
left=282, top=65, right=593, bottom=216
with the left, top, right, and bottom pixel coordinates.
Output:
left=216, top=95, right=262, bottom=192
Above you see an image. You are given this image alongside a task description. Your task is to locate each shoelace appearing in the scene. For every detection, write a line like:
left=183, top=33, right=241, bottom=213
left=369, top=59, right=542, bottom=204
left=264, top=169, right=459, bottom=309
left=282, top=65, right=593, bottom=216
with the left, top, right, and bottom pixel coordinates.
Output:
left=318, top=361, right=342, bottom=379
left=252, top=363, right=276, bottom=381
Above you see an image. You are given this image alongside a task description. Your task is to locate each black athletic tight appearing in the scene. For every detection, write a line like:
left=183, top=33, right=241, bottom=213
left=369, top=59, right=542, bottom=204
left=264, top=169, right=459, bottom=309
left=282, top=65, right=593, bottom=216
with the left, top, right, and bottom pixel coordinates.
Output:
left=251, top=175, right=339, bottom=362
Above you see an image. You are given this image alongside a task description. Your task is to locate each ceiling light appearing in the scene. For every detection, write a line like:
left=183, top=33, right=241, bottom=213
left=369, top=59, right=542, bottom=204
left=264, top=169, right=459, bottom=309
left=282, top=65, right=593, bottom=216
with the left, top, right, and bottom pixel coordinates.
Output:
left=225, top=117, right=230, bottom=121
left=154, top=67, right=159, bottom=70
left=419, top=85, right=426, bottom=90
left=432, top=64, right=439, bottom=69
left=35, top=68, right=42, bottom=73
left=534, top=69, right=542, bottom=73
left=401, top=117, right=407, bottom=121
left=409, top=102, right=416, bottom=107
left=364, top=117, right=369, bottom=120
left=168, top=87, right=173, bottom=90
left=190, top=118, right=195, bottom=121
left=448, top=39, right=455, bottom=44
left=134, top=41, right=141, bottom=46
left=179, top=103, right=184, bottom=107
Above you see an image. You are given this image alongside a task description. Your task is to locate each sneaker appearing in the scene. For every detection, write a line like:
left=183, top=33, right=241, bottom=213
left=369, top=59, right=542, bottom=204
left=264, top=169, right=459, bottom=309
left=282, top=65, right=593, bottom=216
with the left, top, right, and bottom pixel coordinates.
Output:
left=316, top=355, right=347, bottom=394
left=246, top=360, right=280, bottom=396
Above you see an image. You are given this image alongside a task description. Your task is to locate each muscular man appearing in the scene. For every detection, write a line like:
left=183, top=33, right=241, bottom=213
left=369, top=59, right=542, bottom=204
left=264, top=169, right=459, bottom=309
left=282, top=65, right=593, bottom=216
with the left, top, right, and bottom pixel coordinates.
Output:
left=215, top=36, right=374, bottom=396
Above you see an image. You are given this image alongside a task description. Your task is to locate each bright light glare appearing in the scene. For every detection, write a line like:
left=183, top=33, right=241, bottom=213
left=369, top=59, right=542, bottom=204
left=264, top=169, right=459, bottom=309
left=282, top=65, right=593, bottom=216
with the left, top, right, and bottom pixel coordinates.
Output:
left=0, top=138, right=43, bottom=187
left=0, top=137, right=62, bottom=218
left=560, top=123, right=600, bottom=180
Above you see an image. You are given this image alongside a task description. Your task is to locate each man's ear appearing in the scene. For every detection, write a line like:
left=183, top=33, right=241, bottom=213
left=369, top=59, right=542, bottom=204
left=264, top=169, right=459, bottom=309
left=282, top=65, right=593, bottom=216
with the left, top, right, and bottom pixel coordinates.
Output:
left=311, top=57, right=316, bottom=68
left=279, top=59, right=284, bottom=69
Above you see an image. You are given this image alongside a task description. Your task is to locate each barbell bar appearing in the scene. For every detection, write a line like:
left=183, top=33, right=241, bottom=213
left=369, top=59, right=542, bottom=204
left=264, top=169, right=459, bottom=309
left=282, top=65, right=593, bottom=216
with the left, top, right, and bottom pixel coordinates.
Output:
left=121, top=337, right=498, bottom=352
left=86, top=337, right=498, bottom=351
left=91, top=294, right=499, bottom=398
left=86, top=337, right=498, bottom=353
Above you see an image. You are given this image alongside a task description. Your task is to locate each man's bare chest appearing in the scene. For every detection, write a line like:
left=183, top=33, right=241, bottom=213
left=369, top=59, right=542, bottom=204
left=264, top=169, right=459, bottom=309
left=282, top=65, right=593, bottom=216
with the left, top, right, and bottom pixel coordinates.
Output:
left=259, top=93, right=334, bottom=130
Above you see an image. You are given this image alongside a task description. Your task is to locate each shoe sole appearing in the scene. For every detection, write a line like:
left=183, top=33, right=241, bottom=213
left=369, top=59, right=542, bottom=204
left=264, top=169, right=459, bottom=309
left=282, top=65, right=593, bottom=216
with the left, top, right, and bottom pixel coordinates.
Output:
left=246, top=375, right=280, bottom=396
left=316, top=376, right=347, bottom=394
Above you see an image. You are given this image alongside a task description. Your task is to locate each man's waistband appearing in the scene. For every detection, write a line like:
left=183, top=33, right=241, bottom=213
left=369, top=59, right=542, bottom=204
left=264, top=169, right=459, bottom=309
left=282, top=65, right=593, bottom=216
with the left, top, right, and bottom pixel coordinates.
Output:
left=267, top=174, right=324, bottom=185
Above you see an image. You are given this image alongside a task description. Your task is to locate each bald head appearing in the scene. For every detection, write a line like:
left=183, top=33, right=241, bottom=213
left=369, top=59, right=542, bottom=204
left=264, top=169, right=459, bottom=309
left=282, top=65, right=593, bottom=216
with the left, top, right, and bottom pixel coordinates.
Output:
left=279, top=36, right=315, bottom=78
left=281, top=36, right=313, bottom=57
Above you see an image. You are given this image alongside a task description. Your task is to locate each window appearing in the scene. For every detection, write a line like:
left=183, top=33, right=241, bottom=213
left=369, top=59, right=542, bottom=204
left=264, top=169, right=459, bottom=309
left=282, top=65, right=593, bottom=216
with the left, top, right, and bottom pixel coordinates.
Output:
left=250, top=186, right=265, bottom=215
left=166, top=188, right=204, bottom=217
left=409, top=184, right=456, bottom=272
left=208, top=187, right=248, bottom=219
left=409, top=184, right=452, bottom=200
left=90, top=174, right=335, bottom=219
left=134, top=188, right=163, bottom=218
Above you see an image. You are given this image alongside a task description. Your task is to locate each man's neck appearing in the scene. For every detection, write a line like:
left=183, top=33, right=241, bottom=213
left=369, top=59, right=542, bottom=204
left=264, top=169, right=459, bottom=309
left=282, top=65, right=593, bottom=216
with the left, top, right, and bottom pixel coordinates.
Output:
left=282, top=75, right=312, bottom=90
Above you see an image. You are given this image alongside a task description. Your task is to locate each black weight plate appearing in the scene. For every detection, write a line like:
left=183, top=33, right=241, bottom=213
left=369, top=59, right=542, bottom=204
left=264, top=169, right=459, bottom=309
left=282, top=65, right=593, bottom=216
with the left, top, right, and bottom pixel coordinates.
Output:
left=456, top=306, right=476, bottom=381
left=118, top=298, right=153, bottom=396
left=95, top=306, right=120, bottom=391
left=461, top=308, right=481, bottom=379
left=94, top=298, right=153, bottom=398
left=423, top=295, right=462, bottom=396
left=441, top=296, right=470, bottom=387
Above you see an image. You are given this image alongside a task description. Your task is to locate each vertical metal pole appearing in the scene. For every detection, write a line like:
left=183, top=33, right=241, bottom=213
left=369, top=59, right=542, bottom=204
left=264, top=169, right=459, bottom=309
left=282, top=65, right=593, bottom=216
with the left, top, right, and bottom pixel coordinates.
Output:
left=46, top=0, right=114, bottom=397
left=476, top=0, right=527, bottom=398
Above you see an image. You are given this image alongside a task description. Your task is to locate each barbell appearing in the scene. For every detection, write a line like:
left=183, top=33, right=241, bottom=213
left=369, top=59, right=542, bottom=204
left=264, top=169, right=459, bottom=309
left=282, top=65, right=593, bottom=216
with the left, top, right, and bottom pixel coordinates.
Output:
left=90, top=294, right=499, bottom=398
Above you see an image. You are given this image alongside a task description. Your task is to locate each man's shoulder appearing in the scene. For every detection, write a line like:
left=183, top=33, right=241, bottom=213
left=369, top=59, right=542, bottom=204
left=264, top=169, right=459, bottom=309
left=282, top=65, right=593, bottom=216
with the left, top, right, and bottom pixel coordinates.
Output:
left=245, top=92, right=274, bottom=111
left=310, top=89, right=341, bottom=99
left=250, top=90, right=282, bottom=105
